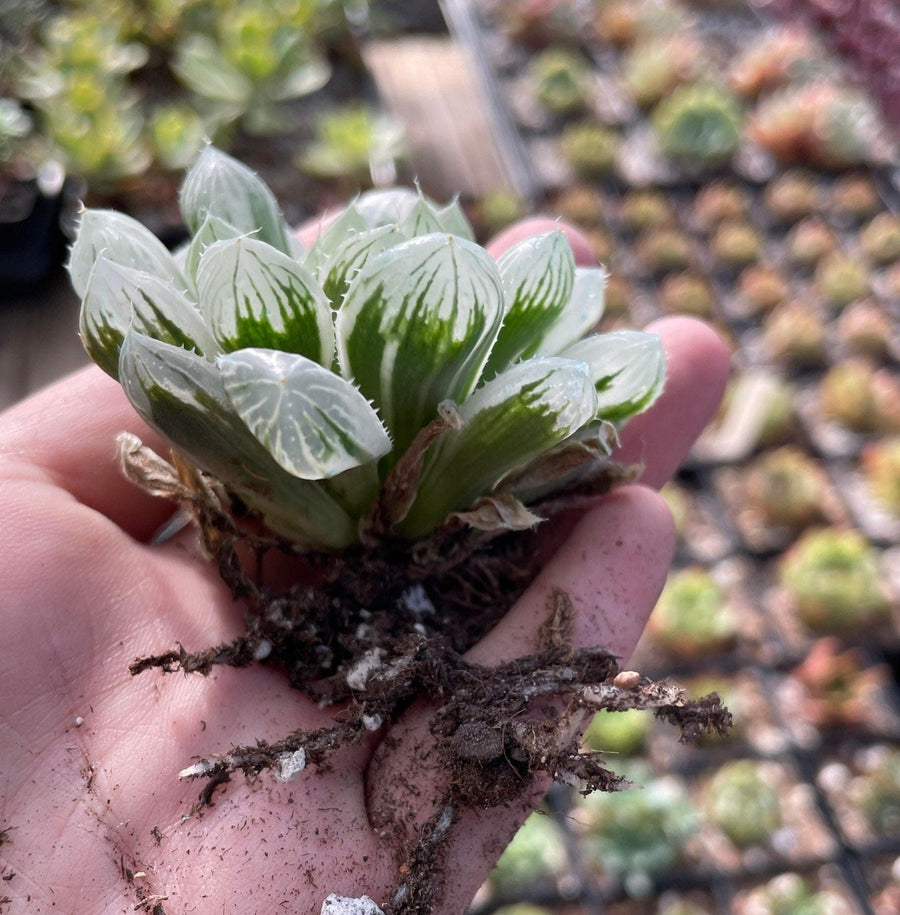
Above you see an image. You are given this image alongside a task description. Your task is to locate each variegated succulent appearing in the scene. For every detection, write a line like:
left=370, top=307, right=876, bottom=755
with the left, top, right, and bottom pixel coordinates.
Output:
left=71, top=146, right=665, bottom=550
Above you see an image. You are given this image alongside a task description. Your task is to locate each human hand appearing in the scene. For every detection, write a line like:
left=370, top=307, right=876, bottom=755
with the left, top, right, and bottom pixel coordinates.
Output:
left=0, top=217, right=729, bottom=913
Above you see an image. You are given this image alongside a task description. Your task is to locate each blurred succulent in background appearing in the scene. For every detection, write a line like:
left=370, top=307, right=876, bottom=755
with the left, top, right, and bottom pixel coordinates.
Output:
left=71, top=146, right=666, bottom=550
left=780, top=527, right=890, bottom=631
left=862, top=436, right=900, bottom=515
left=763, top=170, right=820, bottom=224
left=489, top=810, right=567, bottom=894
left=296, top=103, right=405, bottom=189
left=737, top=264, right=788, bottom=315
left=580, top=764, right=699, bottom=897
left=648, top=566, right=737, bottom=656
left=148, top=102, right=205, bottom=171
left=814, top=252, right=869, bottom=309
left=622, top=35, right=698, bottom=108
left=703, top=759, right=781, bottom=848
left=728, top=26, right=818, bottom=98
left=620, top=188, right=674, bottom=233
left=744, top=445, right=829, bottom=530
left=550, top=183, right=605, bottom=229
left=472, top=188, right=528, bottom=238
left=497, top=0, right=582, bottom=50
left=592, top=0, right=641, bottom=47
left=0, top=97, right=33, bottom=167
left=837, top=300, right=894, bottom=359
left=742, top=872, right=849, bottom=915
left=652, top=83, right=743, bottom=169
left=583, top=707, right=652, bottom=756
left=559, top=119, right=620, bottom=177
left=785, top=218, right=837, bottom=270
left=636, top=226, right=693, bottom=275
left=171, top=0, right=331, bottom=135
left=659, top=272, right=715, bottom=318
left=710, top=220, right=762, bottom=270
left=529, top=46, right=591, bottom=116
left=829, top=173, right=881, bottom=223
left=763, top=300, right=827, bottom=367
left=859, top=212, right=900, bottom=266
left=691, top=181, right=747, bottom=231
left=819, top=359, right=900, bottom=434
left=849, top=746, right=900, bottom=838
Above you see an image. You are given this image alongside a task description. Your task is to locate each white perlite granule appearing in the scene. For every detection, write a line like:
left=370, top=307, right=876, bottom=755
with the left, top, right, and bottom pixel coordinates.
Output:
left=320, top=894, right=385, bottom=914
left=274, top=747, right=307, bottom=782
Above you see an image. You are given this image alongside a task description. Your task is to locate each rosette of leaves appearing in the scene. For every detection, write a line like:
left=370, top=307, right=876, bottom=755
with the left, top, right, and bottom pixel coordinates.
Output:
left=652, top=83, right=743, bottom=170
left=171, top=1, right=330, bottom=135
left=529, top=48, right=591, bottom=116
left=71, top=146, right=666, bottom=551
left=743, top=873, right=848, bottom=915
left=703, top=759, right=781, bottom=848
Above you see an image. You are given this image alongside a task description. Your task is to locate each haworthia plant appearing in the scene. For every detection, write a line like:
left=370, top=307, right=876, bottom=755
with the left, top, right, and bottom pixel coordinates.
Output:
left=72, top=145, right=666, bottom=550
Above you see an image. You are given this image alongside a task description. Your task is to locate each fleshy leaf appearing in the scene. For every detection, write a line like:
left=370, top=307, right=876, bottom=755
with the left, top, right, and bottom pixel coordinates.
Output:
left=184, top=213, right=242, bottom=284
left=118, top=333, right=357, bottom=548
left=435, top=198, right=475, bottom=241
left=197, top=236, right=334, bottom=364
left=80, top=258, right=217, bottom=378
left=171, top=35, right=252, bottom=103
left=536, top=267, right=607, bottom=356
left=218, top=348, right=392, bottom=480
left=354, top=187, right=419, bottom=228
left=561, top=330, right=666, bottom=421
left=336, top=233, right=505, bottom=456
left=397, top=196, right=444, bottom=237
left=68, top=209, right=184, bottom=298
left=303, top=204, right=367, bottom=278
left=397, top=356, right=598, bottom=537
left=483, top=231, right=576, bottom=377
left=321, top=225, right=404, bottom=306
left=179, top=146, right=292, bottom=254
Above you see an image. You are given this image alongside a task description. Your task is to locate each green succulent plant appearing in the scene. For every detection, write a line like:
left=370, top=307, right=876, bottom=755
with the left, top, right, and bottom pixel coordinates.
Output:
left=862, top=436, right=900, bottom=514
left=583, top=708, right=652, bottom=756
left=850, top=746, right=900, bottom=837
left=744, top=445, right=828, bottom=528
left=814, top=252, right=869, bottom=309
left=744, top=872, right=847, bottom=915
left=819, top=359, right=900, bottom=434
left=559, top=119, right=620, bottom=177
left=703, top=759, right=781, bottom=847
left=859, top=212, right=900, bottom=266
left=148, top=102, right=205, bottom=171
left=780, top=527, right=890, bottom=631
left=490, top=810, right=567, bottom=893
left=652, top=83, right=743, bottom=168
left=530, top=48, right=591, bottom=116
left=70, top=146, right=666, bottom=551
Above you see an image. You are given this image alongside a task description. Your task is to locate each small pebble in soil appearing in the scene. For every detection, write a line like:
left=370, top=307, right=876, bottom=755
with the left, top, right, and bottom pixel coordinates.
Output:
left=321, top=894, right=385, bottom=915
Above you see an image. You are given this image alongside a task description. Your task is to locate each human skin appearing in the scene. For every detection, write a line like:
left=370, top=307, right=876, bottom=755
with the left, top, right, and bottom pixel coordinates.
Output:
left=0, top=217, right=730, bottom=913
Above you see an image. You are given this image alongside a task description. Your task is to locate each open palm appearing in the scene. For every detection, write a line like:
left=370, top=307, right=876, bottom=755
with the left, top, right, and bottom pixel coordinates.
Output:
left=0, top=218, right=729, bottom=914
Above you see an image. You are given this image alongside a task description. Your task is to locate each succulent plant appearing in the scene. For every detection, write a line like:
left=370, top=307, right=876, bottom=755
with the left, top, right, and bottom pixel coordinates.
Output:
left=550, top=184, right=605, bottom=229
left=710, top=220, right=762, bottom=269
left=559, top=119, right=620, bottom=177
left=530, top=47, right=591, bottom=116
left=473, top=190, right=528, bottom=238
left=583, top=708, right=652, bottom=756
left=780, top=527, right=890, bottom=631
left=604, top=272, right=633, bottom=317
left=622, top=36, right=698, bottom=108
left=620, top=189, right=674, bottom=233
left=859, top=212, right=900, bottom=266
left=737, top=265, right=788, bottom=314
left=819, top=359, right=900, bottom=434
left=490, top=810, right=567, bottom=893
left=636, top=227, right=693, bottom=274
left=0, top=98, right=33, bottom=166
left=728, top=26, right=818, bottom=98
left=649, top=566, right=737, bottom=656
left=497, top=0, right=581, bottom=49
left=580, top=764, right=699, bottom=891
left=862, top=436, right=900, bottom=514
left=744, top=446, right=829, bottom=529
left=763, top=170, right=820, bottom=224
left=743, top=872, right=848, bottom=915
left=829, top=174, right=881, bottom=222
left=703, top=759, right=781, bottom=847
left=814, top=252, right=870, bottom=308
left=296, top=104, right=405, bottom=188
left=659, top=272, right=715, bottom=318
left=71, top=146, right=666, bottom=550
left=148, top=102, right=205, bottom=172
left=785, top=218, right=837, bottom=269
left=837, top=300, right=893, bottom=359
left=763, top=301, right=827, bottom=367
left=849, top=746, right=900, bottom=837
left=652, top=83, right=743, bottom=169
left=692, top=181, right=747, bottom=231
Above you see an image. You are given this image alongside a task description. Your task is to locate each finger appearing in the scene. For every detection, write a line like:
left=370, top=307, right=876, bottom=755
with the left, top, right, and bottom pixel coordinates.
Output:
left=617, top=315, right=732, bottom=489
left=0, top=365, right=174, bottom=540
left=487, top=216, right=597, bottom=265
left=367, top=487, right=675, bottom=909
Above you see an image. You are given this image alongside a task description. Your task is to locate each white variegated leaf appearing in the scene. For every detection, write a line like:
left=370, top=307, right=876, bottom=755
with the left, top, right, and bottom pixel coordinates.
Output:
left=321, top=225, right=404, bottom=306
left=303, top=204, right=367, bottom=278
left=171, top=35, right=252, bottom=103
left=179, top=146, right=292, bottom=254
left=397, top=196, right=444, bottom=237
left=118, top=333, right=357, bottom=547
left=398, top=356, right=598, bottom=537
left=184, top=213, right=241, bottom=284
left=435, top=198, right=475, bottom=241
left=483, top=231, right=576, bottom=377
left=561, top=330, right=666, bottom=421
left=336, top=233, right=504, bottom=455
left=536, top=266, right=607, bottom=356
left=197, top=236, right=334, bottom=364
left=80, top=258, right=217, bottom=378
left=68, top=209, right=184, bottom=298
left=219, top=348, right=391, bottom=480
left=354, top=187, right=419, bottom=228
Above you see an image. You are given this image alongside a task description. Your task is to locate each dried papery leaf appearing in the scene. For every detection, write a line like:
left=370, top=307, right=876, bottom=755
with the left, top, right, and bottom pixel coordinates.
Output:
left=116, top=432, right=192, bottom=502
left=179, top=146, right=292, bottom=254
left=184, top=214, right=241, bottom=284
left=68, top=208, right=185, bottom=298
left=118, top=333, right=357, bottom=548
left=218, top=348, right=392, bottom=480
left=536, top=267, right=608, bottom=356
left=81, top=257, right=217, bottom=378
left=197, top=236, right=334, bottom=364
left=449, top=494, right=543, bottom=532
left=398, top=356, right=598, bottom=538
left=562, top=330, right=666, bottom=421
left=321, top=225, right=404, bottom=307
left=336, top=233, right=505, bottom=456
left=484, top=231, right=576, bottom=377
